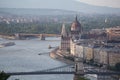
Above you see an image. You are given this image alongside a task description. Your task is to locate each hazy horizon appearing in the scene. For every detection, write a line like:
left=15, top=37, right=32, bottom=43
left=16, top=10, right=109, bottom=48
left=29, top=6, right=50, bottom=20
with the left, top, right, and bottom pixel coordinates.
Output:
left=0, top=0, right=120, bottom=9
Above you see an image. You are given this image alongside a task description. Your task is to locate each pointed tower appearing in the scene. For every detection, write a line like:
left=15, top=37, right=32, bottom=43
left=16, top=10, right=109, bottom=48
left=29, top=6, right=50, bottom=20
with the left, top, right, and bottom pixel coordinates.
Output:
left=60, top=23, right=70, bottom=52
left=61, top=23, right=67, bottom=37
left=71, top=16, right=82, bottom=40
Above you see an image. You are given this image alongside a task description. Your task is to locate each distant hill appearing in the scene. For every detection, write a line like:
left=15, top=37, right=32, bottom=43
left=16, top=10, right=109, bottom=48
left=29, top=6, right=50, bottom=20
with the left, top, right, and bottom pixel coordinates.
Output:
left=0, top=1, right=120, bottom=16
left=0, top=8, right=77, bottom=16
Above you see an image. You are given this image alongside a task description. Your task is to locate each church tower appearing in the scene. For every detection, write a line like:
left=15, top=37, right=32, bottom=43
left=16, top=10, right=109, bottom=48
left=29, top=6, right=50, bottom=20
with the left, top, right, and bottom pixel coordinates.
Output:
left=60, top=23, right=70, bottom=51
left=71, top=16, right=82, bottom=40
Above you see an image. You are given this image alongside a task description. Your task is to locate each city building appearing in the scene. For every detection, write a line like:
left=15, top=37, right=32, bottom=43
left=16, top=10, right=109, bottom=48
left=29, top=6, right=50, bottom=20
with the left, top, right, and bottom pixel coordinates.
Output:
left=60, top=23, right=70, bottom=52
left=70, top=16, right=82, bottom=40
left=93, top=46, right=120, bottom=67
left=70, top=16, right=82, bottom=56
left=106, top=26, right=120, bottom=41
left=60, top=16, right=120, bottom=69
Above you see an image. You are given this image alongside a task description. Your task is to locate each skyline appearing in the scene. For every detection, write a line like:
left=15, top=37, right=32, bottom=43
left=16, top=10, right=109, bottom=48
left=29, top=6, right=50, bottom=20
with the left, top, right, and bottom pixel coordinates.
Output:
left=0, top=0, right=120, bottom=9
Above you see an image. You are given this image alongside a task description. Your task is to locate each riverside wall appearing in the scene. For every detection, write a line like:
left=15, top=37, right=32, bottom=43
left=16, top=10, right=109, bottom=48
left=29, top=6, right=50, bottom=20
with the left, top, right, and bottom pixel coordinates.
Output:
left=50, top=47, right=74, bottom=64
left=0, top=35, right=15, bottom=40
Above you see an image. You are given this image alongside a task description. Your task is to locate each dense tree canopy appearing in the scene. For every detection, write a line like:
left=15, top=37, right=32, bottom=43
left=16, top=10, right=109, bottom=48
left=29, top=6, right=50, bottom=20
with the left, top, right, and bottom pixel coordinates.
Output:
left=0, top=14, right=120, bottom=35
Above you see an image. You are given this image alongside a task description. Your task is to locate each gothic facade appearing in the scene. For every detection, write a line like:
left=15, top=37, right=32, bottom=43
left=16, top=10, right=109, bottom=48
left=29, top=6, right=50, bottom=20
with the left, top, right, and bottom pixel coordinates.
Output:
left=60, top=16, right=82, bottom=55
left=60, top=23, right=70, bottom=51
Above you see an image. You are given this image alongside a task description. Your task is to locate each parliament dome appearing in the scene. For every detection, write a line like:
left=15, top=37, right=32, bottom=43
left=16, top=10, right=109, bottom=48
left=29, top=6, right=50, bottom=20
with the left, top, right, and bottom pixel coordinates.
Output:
left=71, top=16, right=82, bottom=32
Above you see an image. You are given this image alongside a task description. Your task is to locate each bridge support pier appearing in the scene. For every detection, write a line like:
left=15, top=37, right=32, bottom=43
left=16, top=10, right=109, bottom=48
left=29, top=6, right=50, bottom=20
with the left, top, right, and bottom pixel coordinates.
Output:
left=15, top=33, right=20, bottom=39
left=14, top=33, right=24, bottom=40
left=74, top=57, right=85, bottom=80
left=73, top=74, right=80, bottom=80
left=40, top=34, right=45, bottom=40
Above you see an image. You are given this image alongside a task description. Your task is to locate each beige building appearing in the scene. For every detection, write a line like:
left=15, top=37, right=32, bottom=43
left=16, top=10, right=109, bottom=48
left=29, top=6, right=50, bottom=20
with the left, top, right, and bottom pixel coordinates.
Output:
left=75, top=42, right=120, bottom=67
left=106, top=26, right=120, bottom=41
left=75, top=44, right=84, bottom=58
left=99, top=49, right=108, bottom=65
left=94, top=47, right=120, bottom=67
left=76, top=43, right=94, bottom=61
left=84, top=46, right=93, bottom=62
left=93, top=48, right=108, bottom=65
left=109, top=49, right=120, bottom=66
left=70, top=40, right=76, bottom=56
left=73, top=40, right=94, bottom=61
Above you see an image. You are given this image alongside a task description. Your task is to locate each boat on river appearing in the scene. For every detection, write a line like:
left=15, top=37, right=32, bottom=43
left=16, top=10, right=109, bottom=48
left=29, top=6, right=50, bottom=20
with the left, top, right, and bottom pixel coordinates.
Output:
left=0, top=42, right=15, bottom=48
left=48, top=45, right=52, bottom=49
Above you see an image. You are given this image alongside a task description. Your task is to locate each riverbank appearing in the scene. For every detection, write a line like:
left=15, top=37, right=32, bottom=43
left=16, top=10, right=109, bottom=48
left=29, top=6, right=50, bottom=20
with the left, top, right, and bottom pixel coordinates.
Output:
left=0, top=35, right=15, bottom=40
left=50, top=47, right=74, bottom=64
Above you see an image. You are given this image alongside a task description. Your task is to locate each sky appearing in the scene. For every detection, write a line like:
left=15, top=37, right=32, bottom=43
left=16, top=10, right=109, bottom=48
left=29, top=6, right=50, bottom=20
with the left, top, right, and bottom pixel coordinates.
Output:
left=0, top=0, right=120, bottom=9
left=76, top=0, right=120, bottom=8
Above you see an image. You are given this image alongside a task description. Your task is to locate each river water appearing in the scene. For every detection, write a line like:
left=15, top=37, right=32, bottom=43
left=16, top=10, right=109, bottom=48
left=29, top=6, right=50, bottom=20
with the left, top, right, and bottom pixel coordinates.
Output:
left=0, top=37, right=97, bottom=80
left=0, top=37, right=74, bottom=80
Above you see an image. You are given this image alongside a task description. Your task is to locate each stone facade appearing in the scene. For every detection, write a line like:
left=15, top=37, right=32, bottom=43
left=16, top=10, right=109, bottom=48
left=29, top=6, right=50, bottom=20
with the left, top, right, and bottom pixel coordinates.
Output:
left=70, top=40, right=76, bottom=56
left=106, top=27, right=120, bottom=41
left=93, top=48, right=108, bottom=65
left=75, top=44, right=84, bottom=58
left=61, top=37, right=70, bottom=51
left=93, top=47, right=120, bottom=67
left=60, top=16, right=82, bottom=54
left=99, top=50, right=108, bottom=65
left=60, top=23, right=70, bottom=52
left=84, top=46, right=93, bottom=61
left=109, top=50, right=120, bottom=66
left=74, top=43, right=120, bottom=67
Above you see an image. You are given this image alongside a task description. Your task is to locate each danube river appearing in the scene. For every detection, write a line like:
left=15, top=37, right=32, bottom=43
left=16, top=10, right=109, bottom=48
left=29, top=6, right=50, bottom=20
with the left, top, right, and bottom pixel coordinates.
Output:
left=0, top=37, right=74, bottom=80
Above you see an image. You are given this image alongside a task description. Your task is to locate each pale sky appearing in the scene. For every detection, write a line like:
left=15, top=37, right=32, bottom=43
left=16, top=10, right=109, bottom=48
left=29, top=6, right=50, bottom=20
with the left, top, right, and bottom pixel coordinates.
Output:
left=76, top=0, right=120, bottom=8
left=0, top=0, right=120, bottom=9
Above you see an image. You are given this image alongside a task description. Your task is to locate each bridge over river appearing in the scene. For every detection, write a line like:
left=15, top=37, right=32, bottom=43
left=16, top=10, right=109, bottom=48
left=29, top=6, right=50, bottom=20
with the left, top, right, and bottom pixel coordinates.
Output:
left=6, top=63, right=120, bottom=80
left=0, top=33, right=60, bottom=40
left=14, top=33, right=61, bottom=40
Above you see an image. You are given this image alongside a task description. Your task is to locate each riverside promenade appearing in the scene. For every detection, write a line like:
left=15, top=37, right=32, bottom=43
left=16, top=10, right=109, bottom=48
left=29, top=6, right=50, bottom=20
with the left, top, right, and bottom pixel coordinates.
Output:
left=50, top=47, right=74, bottom=64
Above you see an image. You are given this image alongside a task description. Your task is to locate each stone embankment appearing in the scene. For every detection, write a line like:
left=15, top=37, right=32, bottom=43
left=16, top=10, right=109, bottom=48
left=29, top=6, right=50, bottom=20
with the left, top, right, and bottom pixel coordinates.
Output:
left=0, top=35, right=15, bottom=40
left=50, top=47, right=74, bottom=64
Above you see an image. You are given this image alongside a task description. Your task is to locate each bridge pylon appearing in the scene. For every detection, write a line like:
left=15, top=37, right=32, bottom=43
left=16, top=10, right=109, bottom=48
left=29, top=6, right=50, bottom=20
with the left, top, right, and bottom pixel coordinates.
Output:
left=40, top=34, right=45, bottom=40
left=74, top=57, right=84, bottom=76
left=15, top=33, right=20, bottom=39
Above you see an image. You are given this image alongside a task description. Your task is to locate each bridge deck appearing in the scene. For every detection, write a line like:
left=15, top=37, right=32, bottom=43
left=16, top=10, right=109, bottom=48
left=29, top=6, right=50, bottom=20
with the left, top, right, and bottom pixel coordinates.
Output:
left=6, top=71, right=120, bottom=76
left=5, top=63, right=120, bottom=76
left=7, top=71, right=75, bottom=76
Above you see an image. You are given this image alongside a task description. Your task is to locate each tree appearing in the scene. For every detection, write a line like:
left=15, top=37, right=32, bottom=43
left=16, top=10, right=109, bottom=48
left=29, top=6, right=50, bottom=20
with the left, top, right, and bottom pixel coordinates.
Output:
left=0, top=71, right=10, bottom=80
left=77, top=76, right=90, bottom=80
